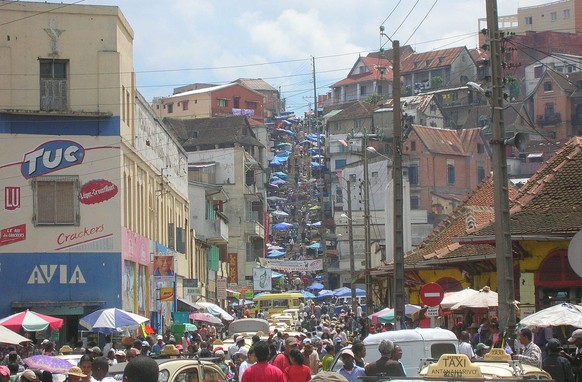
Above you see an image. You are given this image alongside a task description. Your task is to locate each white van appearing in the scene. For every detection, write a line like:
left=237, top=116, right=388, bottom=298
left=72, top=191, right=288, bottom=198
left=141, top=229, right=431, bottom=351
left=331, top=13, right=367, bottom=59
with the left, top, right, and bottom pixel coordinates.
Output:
left=331, top=328, right=458, bottom=376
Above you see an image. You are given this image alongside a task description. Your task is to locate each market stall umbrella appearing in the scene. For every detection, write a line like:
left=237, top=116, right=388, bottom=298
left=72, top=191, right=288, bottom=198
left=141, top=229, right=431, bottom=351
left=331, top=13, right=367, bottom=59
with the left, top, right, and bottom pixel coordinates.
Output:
left=0, top=326, right=31, bottom=345
left=374, top=304, right=422, bottom=324
left=189, top=312, right=210, bottom=322
left=302, top=291, right=316, bottom=299
left=307, top=282, right=324, bottom=291
left=0, top=310, right=63, bottom=332
left=334, top=287, right=366, bottom=297
left=272, top=222, right=293, bottom=231
left=440, top=288, right=479, bottom=309
left=267, top=196, right=286, bottom=202
left=307, top=242, right=321, bottom=250
left=273, top=171, right=288, bottom=179
left=79, top=308, right=149, bottom=333
left=194, top=301, right=234, bottom=321
left=266, top=251, right=286, bottom=259
left=271, top=211, right=289, bottom=217
left=23, top=355, right=75, bottom=374
left=450, top=286, right=501, bottom=310
left=184, top=323, right=198, bottom=331
left=316, top=290, right=334, bottom=299
left=518, top=303, right=582, bottom=328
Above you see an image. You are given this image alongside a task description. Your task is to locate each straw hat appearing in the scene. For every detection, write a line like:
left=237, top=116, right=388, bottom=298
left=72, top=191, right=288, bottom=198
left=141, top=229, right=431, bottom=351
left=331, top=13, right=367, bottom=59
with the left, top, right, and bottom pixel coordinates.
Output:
left=160, top=344, right=179, bottom=356
left=67, top=367, right=87, bottom=378
left=59, top=345, right=73, bottom=354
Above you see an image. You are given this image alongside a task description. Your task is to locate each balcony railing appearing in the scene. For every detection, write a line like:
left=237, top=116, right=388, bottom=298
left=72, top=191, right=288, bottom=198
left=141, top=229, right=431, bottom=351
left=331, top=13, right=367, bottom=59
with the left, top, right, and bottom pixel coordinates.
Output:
left=537, top=113, right=561, bottom=126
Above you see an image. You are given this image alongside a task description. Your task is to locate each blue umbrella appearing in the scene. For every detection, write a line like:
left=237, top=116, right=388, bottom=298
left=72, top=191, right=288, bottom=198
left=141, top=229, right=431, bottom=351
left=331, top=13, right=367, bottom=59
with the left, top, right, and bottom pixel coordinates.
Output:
left=272, top=271, right=285, bottom=278
left=267, top=250, right=286, bottom=256
left=308, top=148, right=323, bottom=155
left=266, top=252, right=285, bottom=258
left=270, top=178, right=287, bottom=186
left=316, top=290, right=334, bottom=299
left=334, top=287, right=366, bottom=297
left=302, top=290, right=316, bottom=299
left=314, top=276, right=324, bottom=281
left=275, top=150, right=291, bottom=158
left=307, top=282, right=324, bottom=291
left=272, top=222, right=293, bottom=230
left=308, top=242, right=321, bottom=250
left=273, top=171, right=288, bottom=179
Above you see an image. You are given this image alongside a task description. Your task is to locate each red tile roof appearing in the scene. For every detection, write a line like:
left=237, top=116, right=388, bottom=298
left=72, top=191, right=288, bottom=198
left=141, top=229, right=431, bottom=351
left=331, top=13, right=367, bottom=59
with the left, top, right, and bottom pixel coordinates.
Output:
left=400, top=47, right=468, bottom=73
left=411, top=125, right=482, bottom=156
left=332, top=56, right=393, bottom=87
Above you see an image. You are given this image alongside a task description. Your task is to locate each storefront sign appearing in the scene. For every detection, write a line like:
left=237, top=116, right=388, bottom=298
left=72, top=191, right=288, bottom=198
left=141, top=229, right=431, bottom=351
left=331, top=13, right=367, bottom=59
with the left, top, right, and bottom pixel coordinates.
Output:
left=4, top=187, right=20, bottom=210
left=258, top=258, right=323, bottom=272
left=159, top=287, right=174, bottom=301
left=227, top=253, right=238, bottom=284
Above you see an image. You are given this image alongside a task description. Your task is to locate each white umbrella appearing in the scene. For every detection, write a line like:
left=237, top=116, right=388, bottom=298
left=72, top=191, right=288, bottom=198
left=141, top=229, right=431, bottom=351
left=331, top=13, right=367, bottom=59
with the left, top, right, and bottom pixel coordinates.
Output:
left=79, top=308, right=149, bottom=333
left=450, top=286, right=500, bottom=310
left=518, top=303, right=582, bottom=328
left=441, top=288, right=479, bottom=309
left=0, top=326, right=31, bottom=345
left=194, top=302, right=234, bottom=321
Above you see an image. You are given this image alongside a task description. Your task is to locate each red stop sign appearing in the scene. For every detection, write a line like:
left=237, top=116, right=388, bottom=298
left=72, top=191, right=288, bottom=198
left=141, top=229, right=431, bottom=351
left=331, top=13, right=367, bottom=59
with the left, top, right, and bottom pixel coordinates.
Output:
left=420, top=282, right=444, bottom=307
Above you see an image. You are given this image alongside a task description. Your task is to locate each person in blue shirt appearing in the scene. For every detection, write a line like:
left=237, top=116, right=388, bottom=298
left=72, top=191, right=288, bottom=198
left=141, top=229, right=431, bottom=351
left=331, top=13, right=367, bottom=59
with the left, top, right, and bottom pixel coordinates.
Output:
left=151, top=335, right=165, bottom=356
left=338, top=349, right=365, bottom=382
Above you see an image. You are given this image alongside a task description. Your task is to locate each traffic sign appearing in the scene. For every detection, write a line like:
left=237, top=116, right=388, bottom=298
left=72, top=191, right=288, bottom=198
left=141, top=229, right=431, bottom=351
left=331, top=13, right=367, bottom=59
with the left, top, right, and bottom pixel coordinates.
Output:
left=420, top=282, right=444, bottom=307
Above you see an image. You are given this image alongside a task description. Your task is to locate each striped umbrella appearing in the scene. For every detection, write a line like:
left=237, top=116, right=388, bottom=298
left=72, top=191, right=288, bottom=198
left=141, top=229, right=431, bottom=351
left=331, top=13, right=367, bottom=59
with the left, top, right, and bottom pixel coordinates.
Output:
left=0, top=310, right=63, bottom=332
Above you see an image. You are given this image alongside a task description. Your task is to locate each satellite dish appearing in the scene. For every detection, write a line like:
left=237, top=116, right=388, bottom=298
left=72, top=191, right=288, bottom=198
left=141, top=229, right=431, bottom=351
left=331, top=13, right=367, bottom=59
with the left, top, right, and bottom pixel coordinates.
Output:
left=568, top=230, right=582, bottom=277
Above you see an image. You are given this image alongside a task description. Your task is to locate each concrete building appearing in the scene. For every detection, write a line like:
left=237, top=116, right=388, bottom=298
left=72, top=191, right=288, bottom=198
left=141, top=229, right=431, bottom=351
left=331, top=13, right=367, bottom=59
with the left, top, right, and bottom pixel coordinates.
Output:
left=0, top=1, right=190, bottom=338
left=164, top=116, right=266, bottom=292
left=152, top=83, right=265, bottom=122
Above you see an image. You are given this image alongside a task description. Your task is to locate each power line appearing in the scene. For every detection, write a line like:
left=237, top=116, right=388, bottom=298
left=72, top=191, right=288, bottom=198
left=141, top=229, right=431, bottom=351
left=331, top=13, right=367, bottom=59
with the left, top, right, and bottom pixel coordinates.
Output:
left=404, top=0, right=440, bottom=47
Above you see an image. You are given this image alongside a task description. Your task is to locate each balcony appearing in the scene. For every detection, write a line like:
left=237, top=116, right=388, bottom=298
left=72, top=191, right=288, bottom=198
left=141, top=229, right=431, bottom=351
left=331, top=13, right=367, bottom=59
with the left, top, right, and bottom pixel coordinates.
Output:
left=198, top=218, right=229, bottom=245
left=537, top=113, right=561, bottom=126
left=244, top=220, right=264, bottom=239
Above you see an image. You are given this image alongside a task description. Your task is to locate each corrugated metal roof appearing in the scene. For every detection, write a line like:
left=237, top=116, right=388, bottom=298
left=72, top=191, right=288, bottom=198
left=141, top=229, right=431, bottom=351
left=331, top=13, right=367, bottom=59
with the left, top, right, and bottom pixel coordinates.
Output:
left=332, top=56, right=393, bottom=87
left=401, top=46, right=468, bottom=73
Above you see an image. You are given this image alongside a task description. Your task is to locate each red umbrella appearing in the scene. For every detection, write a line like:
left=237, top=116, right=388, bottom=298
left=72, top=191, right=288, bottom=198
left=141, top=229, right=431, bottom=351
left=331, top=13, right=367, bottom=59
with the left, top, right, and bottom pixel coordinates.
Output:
left=189, top=312, right=209, bottom=322
left=0, top=310, right=63, bottom=332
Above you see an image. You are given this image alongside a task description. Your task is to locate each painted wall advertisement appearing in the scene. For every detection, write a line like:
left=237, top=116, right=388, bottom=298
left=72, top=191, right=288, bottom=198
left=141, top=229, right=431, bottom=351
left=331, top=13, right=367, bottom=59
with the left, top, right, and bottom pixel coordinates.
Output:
left=227, top=253, right=238, bottom=284
left=151, top=242, right=175, bottom=333
left=121, top=228, right=150, bottom=314
left=0, top=136, right=121, bottom=253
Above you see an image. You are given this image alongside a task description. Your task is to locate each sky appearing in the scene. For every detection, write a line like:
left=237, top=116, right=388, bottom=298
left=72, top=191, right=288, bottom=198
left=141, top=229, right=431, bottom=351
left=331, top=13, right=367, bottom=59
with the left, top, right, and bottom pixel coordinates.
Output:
left=61, top=0, right=551, bottom=115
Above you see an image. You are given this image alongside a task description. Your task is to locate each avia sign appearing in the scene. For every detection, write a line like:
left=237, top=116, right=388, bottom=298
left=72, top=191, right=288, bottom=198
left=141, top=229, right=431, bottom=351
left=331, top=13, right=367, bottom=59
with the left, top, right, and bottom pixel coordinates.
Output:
left=21, top=140, right=85, bottom=179
left=27, top=264, right=86, bottom=284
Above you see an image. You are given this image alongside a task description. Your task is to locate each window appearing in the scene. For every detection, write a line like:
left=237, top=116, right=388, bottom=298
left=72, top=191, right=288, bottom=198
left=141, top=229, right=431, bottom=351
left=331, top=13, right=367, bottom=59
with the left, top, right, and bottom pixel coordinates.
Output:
left=335, top=186, right=343, bottom=204
left=245, top=101, right=257, bottom=110
left=551, top=12, right=557, bottom=22
left=447, top=164, right=456, bottom=184
left=335, top=159, right=347, bottom=169
left=33, top=176, right=80, bottom=225
left=182, top=100, right=189, bottom=111
left=478, top=166, right=486, bottom=183
left=410, top=196, right=419, bottom=210
left=438, top=57, right=445, bottom=64
left=233, top=97, right=240, bottom=108
left=534, top=65, right=544, bottom=78
left=40, top=59, right=68, bottom=111
left=544, top=82, right=553, bottom=92
left=360, top=86, right=367, bottom=96
left=426, top=59, right=433, bottom=66
left=167, top=103, right=173, bottom=113
left=477, top=143, right=485, bottom=153
left=217, top=99, right=228, bottom=107
left=410, top=141, right=416, bottom=151
left=409, top=165, right=419, bottom=185
left=564, top=9, right=571, bottom=19
left=545, top=103, right=555, bottom=116
left=525, top=16, right=533, bottom=25
left=359, top=65, right=367, bottom=74
left=378, top=85, right=383, bottom=94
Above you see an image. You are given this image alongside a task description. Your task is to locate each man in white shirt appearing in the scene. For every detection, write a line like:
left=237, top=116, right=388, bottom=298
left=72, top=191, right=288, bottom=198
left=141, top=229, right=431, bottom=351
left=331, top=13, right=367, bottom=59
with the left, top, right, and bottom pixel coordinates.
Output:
left=458, top=331, right=475, bottom=359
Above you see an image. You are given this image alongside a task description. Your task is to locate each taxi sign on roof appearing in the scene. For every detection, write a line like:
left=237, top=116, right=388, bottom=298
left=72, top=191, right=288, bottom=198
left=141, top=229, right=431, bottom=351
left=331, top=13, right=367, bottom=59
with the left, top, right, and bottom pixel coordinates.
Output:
left=425, top=354, right=483, bottom=379
left=484, top=348, right=512, bottom=361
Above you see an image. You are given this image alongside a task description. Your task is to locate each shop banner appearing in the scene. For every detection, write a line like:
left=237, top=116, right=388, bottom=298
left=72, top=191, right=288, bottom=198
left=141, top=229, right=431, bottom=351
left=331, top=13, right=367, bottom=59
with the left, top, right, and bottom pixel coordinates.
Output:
left=258, top=258, right=323, bottom=272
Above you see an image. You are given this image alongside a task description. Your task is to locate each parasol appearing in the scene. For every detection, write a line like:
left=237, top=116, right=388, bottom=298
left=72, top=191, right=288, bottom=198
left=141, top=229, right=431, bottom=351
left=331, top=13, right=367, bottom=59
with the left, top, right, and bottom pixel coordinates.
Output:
left=450, top=286, right=503, bottom=310
left=23, top=355, right=75, bottom=374
left=518, top=303, right=582, bottom=328
left=0, top=310, right=63, bottom=332
left=79, top=308, right=149, bottom=333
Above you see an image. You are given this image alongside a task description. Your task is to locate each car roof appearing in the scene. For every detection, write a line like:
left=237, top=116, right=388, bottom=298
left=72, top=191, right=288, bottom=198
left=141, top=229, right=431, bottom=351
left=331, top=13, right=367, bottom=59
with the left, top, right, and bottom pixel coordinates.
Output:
left=108, top=358, right=219, bottom=375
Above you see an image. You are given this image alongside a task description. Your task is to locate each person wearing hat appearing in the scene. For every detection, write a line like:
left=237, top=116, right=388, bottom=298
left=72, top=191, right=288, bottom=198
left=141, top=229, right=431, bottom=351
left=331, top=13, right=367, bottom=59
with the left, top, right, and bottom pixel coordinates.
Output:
left=474, top=343, right=490, bottom=360
left=338, top=349, right=365, bottom=382
left=272, top=337, right=298, bottom=372
left=113, top=351, right=126, bottom=363
left=140, top=341, right=151, bottom=356
left=302, top=340, right=320, bottom=375
left=365, top=339, right=404, bottom=377
left=561, top=329, right=582, bottom=382
left=151, top=335, right=165, bottom=356
left=65, top=367, right=86, bottom=382
left=542, top=338, right=574, bottom=382
left=512, top=328, right=542, bottom=369
left=90, top=346, right=102, bottom=360
left=59, top=345, right=73, bottom=355
left=19, top=369, right=37, bottom=382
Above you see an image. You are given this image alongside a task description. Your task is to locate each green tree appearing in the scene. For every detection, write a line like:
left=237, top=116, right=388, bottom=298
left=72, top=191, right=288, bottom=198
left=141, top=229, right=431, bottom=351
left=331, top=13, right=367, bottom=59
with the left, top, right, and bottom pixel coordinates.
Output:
left=366, top=94, right=385, bottom=104
left=431, top=76, right=443, bottom=89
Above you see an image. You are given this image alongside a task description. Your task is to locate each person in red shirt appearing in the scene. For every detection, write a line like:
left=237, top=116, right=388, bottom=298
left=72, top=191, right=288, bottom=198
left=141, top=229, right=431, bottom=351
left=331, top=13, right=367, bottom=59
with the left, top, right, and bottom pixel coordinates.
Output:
left=285, top=348, right=312, bottom=382
left=272, top=337, right=298, bottom=372
left=241, top=341, right=285, bottom=382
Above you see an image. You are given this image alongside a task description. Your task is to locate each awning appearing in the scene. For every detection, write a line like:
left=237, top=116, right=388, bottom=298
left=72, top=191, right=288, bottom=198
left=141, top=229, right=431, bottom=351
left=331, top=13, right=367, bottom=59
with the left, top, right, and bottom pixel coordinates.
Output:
left=177, top=298, right=198, bottom=312
left=12, top=301, right=105, bottom=308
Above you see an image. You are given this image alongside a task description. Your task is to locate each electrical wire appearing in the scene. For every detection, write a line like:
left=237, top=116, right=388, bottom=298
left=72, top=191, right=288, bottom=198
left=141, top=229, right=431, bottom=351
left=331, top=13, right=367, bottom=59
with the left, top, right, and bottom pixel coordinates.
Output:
left=403, top=0, right=440, bottom=47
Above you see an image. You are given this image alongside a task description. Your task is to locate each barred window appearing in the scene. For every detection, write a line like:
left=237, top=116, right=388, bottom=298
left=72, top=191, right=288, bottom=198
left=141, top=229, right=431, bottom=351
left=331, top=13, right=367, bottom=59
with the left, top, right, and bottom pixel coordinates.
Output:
left=33, top=176, right=80, bottom=225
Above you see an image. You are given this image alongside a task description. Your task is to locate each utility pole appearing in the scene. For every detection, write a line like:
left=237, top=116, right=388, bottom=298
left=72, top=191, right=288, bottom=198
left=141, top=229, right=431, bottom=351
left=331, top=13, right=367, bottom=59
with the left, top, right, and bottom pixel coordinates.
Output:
left=486, top=0, right=516, bottom=341
left=346, top=181, right=357, bottom=315
left=392, top=40, right=405, bottom=327
left=363, top=133, right=372, bottom=312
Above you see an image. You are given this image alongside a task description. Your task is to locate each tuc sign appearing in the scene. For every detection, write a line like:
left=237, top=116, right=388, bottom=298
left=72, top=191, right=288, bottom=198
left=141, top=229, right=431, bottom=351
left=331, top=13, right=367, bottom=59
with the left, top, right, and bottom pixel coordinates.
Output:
left=21, top=140, right=85, bottom=179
